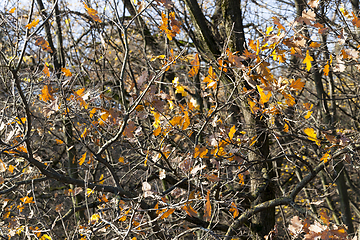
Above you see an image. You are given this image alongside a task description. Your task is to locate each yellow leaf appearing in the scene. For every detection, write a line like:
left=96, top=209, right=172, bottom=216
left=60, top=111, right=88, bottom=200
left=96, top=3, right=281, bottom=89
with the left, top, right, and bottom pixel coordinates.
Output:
left=303, top=50, right=314, bottom=71
left=304, top=111, right=312, bottom=119
left=87, top=188, right=94, bottom=196
left=90, top=213, right=100, bottom=224
left=9, top=7, right=15, bottom=14
left=55, top=139, right=64, bottom=144
left=81, top=128, right=88, bottom=138
left=229, top=125, right=236, bottom=140
left=304, top=128, right=320, bottom=146
left=118, top=157, right=125, bottom=163
left=175, top=85, right=188, bottom=96
left=39, top=234, right=52, bottom=240
left=25, top=19, right=39, bottom=29
left=204, top=190, right=211, bottom=221
left=320, top=151, right=331, bottom=163
left=79, top=152, right=87, bottom=166
left=229, top=202, right=239, bottom=218
left=8, top=165, right=14, bottom=173
left=99, top=174, right=104, bottom=184
left=283, top=123, right=289, bottom=132
left=43, top=64, right=50, bottom=77
left=160, top=208, right=175, bottom=219
left=266, top=26, right=273, bottom=35
left=323, top=63, right=330, bottom=76
left=61, top=67, right=72, bottom=77
left=257, top=85, right=272, bottom=104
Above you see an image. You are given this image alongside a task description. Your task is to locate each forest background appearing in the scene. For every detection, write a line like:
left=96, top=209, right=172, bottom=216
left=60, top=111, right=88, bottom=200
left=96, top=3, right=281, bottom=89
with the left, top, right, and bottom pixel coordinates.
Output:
left=0, top=0, right=360, bottom=239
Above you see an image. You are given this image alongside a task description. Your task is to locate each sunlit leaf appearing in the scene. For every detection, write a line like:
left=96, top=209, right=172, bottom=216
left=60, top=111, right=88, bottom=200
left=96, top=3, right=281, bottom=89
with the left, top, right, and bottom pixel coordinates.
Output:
left=257, top=85, right=272, bottom=104
left=229, top=125, right=236, bottom=140
left=20, top=196, right=34, bottom=204
left=25, top=19, right=39, bottom=29
left=289, top=79, right=305, bottom=91
left=9, top=7, right=15, bottom=14
left=61, top=67, right=72, bottom=77
left=320, top=151, right=331, bottom=163
left=79, top=152, right=87, bottom=166
left=304, top=111, right=312, bottom=119
left=90, top=213, right=100, bottom=224
left=304, top=128, right=320, bottom=146
left=303, top=50, right=314, bottom=71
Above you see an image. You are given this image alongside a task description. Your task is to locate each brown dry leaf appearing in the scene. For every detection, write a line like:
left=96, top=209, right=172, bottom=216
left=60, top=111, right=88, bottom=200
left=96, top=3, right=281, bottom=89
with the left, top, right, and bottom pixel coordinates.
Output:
left=301, top=9, right=316, bottom=25
left=182, top=204, right=198, bottom=217
left=42, top=98, right=59, bottom=117
left=204, top=174, right=220, bottom=182
left=308, top=0, right=319, bottom=8
left=288, top=216, right=303, bottom=235
left=204, top=190, right=211, bottom=221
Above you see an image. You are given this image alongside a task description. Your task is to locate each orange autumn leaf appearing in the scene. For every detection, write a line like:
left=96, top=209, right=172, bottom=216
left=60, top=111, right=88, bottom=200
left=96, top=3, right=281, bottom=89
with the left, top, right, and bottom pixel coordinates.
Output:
left=25, top=19, right=39, bottom=29
left=284, top=123, right=289, bottom=132
left=61, top=67, right=72, bottom=77
left=303, top=50, right=314, bottom=71
left=8, top=165, right=14, bottom=173
left=20, top=196, right=34, bottom=204
left=160, top=208, right=175, bottom=219
left=289, top=79, right=305, bottom=91
left=323, top=63, right=330, bottom=76
left=188, top=53, right=199, bottom=77
left=43, top=64, right=50, bottom=77
left=84, top=3, right=102, bottom=23
left=153, top=127, right=161, bottom=136
left=9, top=7, right=15, bottom=14
left=35, top=37, right=53, bottom=53
left=320, top=151, right=331, bottom=163
left=238, top=173, right=244, bottom=185
left=79, top=152, right=87, bottom=166
left=229, top=202, right=239, bottom=218
left=39, top=85, right=55, bottom=102
left=257, top=85, right=272, bottom=104
left=204, top=190, right=211, bottom=221
left=194, top=145, right=208, bottom=158
left=182, top=204, right=198, bottom=217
